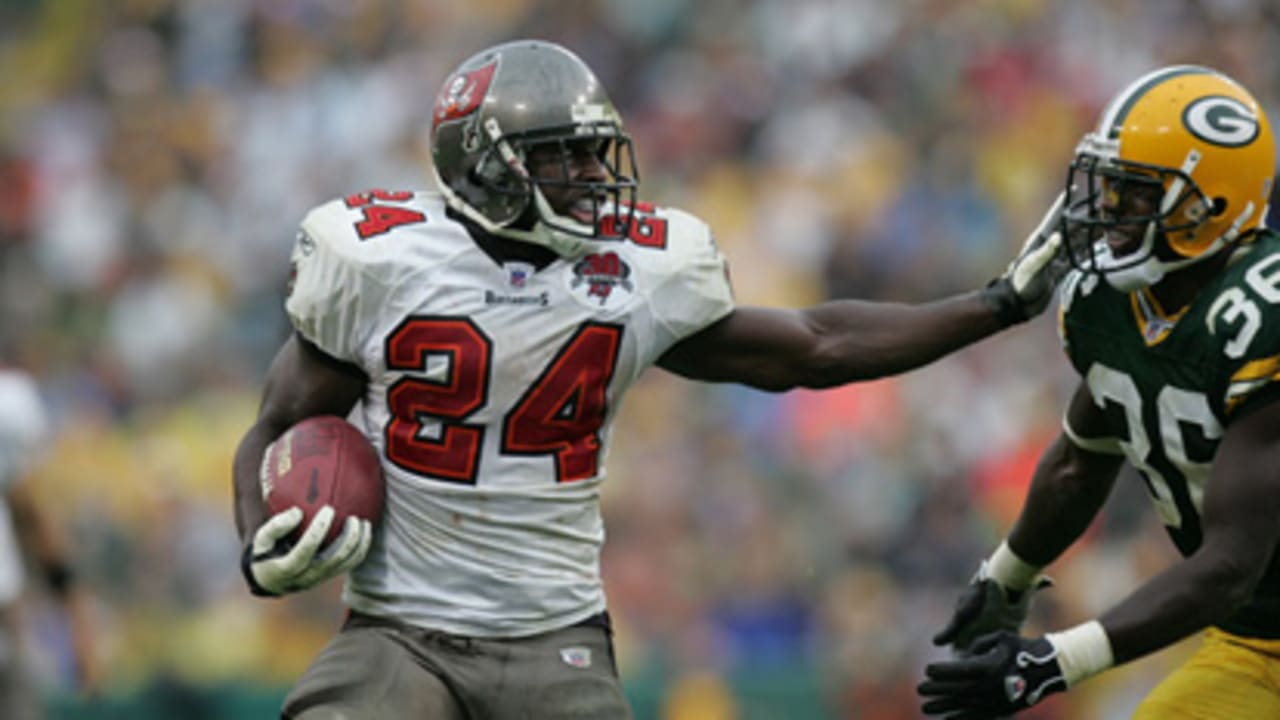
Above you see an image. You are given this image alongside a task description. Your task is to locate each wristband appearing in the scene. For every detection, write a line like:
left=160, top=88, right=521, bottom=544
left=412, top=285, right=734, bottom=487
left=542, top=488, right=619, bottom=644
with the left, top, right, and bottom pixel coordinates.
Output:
left=980, top=277, right=1026, bottom=327
left=987, top=541, right=1042, bottom=593
left=240, top=543, right=282, bottom=598
left=1046, top=620, right=1115, bottom=687
left=44, top=562, right=74, bottom=596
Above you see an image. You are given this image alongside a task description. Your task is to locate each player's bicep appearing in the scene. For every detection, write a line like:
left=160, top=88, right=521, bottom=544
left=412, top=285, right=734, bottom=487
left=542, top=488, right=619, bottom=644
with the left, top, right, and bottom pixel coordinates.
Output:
left=657, top=306, right=816, bottom=390
left=257, top=333, right=368, bottom=431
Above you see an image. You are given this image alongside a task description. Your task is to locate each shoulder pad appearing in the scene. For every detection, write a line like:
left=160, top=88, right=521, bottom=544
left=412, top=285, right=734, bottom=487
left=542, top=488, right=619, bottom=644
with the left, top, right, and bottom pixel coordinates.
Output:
left=285, top=190, right=453, bottom=361
left=298, top=190, right=447, bottom=269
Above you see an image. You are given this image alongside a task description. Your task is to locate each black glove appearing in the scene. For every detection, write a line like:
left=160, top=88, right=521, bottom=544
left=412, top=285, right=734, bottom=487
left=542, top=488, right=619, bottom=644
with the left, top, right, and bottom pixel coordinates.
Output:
left=981, top=192, right=1070, bottom=327
left=919, top=632, right=1068, bottom=719
left=934, top=561, right=1053, bottom=653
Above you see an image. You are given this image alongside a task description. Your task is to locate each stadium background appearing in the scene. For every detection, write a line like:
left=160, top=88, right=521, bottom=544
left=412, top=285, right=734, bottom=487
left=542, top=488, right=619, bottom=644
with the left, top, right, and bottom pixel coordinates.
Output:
left=2, top=0, right=1278, bottom=718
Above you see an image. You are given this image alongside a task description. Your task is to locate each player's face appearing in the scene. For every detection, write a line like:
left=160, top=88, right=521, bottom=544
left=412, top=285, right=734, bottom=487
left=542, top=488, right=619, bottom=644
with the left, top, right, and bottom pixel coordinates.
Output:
left=525, top=138, right=609, bottom=224
left=1099, top=175, right=1164, bottom=258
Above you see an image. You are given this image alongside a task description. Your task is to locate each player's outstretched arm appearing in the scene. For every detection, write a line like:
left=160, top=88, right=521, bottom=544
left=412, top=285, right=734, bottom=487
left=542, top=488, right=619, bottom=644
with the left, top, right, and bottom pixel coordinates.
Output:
left=232, top=333, right=368, bottom=596
left=658, top=194, right=1068, bottom=391
left=659, top=295, right=1001, bottom=391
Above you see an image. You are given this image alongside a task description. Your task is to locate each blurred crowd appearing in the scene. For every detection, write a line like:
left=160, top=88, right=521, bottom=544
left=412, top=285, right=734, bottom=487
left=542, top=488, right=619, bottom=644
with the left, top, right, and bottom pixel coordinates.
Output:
left=2, top=0, right=1280, bottom=717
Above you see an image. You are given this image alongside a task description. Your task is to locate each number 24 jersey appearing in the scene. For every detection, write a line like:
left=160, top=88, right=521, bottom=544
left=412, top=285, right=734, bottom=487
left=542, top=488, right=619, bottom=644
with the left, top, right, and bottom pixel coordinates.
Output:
left=1059, top=230, right=1280, bottom=639
left=285, top=190, right=734, bottom=637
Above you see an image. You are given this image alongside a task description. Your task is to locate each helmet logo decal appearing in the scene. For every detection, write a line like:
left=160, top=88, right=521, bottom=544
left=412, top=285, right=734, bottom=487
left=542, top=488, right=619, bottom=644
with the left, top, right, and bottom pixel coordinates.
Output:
left=1183, top=95, right=1259, bottom=147
left=433, top=60, right=497, bottom=131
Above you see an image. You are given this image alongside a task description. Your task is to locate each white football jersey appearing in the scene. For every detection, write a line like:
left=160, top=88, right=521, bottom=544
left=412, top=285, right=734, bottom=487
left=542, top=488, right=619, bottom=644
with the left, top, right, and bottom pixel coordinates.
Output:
left=286, top=190, right=734, bottom=636
left=0, top=370, right=46, bottom=492
left=0, top=369, right=49, bottom=604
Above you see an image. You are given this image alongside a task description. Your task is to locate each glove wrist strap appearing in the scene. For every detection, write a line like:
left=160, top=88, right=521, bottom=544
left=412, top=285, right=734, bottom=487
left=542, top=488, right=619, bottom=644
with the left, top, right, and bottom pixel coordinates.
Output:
left=1046, top=620, right=1114, bottom=687
left=987, top=540, right=1042, bottom=593
left=980, top=277, right=1026, bottom=328
left=240, top=543, right=283, bottom=598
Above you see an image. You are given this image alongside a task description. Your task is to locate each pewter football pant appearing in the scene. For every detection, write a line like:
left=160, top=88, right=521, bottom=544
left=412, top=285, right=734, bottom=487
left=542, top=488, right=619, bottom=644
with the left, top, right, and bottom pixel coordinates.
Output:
left=283, top=611, right=632, bottom=719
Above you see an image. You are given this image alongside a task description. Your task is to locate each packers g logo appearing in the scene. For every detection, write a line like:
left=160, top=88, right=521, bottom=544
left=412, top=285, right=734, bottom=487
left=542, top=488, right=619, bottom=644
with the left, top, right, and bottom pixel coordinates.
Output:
left=1183, top=95, right=1259, bottom=147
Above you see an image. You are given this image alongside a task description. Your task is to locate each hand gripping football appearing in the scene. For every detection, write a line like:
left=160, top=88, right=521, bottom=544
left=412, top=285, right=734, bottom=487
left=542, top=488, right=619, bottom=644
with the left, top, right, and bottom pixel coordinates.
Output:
left=262, top=416, right=384, bottom=546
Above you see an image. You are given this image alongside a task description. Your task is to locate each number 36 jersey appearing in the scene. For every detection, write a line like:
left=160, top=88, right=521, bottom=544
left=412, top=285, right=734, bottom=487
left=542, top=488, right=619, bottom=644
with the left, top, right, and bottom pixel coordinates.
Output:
left=1059, top=230, right=1280, bottom=639
left=285, top=190, right=734, bottom=637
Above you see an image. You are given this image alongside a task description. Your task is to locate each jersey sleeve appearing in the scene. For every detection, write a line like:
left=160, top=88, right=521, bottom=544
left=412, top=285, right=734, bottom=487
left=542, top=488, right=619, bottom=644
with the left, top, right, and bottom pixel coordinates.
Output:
left=284, top=202, right=397, bottom=365
left=0, top=370, right=49, bottom=490
left=647, top=209, right=735, bottom=341
left=1061, top=397, right=1125, bottom=455
left=1056, top=270, right=1094, bottom=377
left=1208, top=245, right=1280, bottom=421
left=1056, top=271, right=1129, bottom=451
left=1215, top=304, right=1280, bottom=420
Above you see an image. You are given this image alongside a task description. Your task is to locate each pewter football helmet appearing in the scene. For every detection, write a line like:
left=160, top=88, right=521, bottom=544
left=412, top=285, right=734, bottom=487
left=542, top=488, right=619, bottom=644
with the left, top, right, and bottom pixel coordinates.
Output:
left=430, top=40, right=638, bottom=256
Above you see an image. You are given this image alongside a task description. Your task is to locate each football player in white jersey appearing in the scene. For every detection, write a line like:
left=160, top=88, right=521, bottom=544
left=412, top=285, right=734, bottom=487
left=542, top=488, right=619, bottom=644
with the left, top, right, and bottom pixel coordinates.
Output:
left=232, top=40, right=1069, bottom=719
left=0, top=369, right=99, bottom=719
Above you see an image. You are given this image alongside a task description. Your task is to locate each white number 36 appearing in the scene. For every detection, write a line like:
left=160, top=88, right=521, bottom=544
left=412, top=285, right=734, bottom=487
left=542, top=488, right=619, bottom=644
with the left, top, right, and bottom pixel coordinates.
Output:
left=1207, top=252, right=1280, bottom=359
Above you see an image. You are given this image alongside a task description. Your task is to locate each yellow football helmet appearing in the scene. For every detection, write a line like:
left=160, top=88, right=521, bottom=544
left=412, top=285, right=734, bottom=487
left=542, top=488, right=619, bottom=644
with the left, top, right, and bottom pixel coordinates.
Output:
left=1062, top=65, right=1276, bottom=291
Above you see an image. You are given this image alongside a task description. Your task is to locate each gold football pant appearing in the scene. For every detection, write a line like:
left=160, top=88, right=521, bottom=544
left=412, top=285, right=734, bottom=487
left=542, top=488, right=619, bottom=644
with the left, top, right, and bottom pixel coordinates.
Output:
left=1132, top=628, right=1280, bottom=719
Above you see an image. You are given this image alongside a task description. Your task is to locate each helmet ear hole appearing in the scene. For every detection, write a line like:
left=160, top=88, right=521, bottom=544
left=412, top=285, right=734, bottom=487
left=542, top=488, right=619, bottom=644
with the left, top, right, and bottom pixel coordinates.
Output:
left=1211, top=197, right=1228, bottom=216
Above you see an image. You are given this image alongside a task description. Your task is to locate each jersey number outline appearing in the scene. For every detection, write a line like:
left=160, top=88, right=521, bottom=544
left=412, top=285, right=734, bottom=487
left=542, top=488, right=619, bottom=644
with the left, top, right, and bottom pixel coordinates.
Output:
left=345, top=189, right=427, bottom=240
left=384, top=318, right=623, bottom=484
left=1086, top=363, right=1222, bottom=529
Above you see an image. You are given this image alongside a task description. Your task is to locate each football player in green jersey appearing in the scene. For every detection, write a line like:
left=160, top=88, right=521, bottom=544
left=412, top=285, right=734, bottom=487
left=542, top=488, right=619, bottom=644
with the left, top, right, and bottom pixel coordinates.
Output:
left=919, top=65, right=1280, bottom=719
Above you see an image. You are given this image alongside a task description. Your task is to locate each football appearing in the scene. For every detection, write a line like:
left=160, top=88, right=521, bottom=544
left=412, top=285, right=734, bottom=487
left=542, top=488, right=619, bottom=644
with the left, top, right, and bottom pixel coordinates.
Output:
left=262, top=415, right=384, bottom=546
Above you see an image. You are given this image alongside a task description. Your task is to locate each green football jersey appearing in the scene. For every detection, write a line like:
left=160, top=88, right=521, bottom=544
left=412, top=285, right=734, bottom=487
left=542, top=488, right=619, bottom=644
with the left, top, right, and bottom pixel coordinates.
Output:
left=1059, top=229, right=1280, bottom=639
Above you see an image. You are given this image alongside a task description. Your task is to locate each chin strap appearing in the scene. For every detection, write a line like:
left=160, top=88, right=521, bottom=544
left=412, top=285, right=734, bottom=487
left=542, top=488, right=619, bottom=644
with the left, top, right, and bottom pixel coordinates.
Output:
left=1099, top=198, right=1255, bottom=292
left=1100, top=231, right=1237, bottom=292
left=433, top=167, right=596, bottom=258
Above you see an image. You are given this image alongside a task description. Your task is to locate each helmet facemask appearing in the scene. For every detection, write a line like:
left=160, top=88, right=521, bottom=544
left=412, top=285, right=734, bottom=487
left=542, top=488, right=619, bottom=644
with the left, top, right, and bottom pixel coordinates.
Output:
left=486, top=121, right=640, bottom=241
left=1061, top=134, right=1225, bottom=292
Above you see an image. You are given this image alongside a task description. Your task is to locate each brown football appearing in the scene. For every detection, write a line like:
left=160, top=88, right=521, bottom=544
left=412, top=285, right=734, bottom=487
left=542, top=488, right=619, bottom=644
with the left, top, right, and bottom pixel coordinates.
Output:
left=263, top=416, right=384, bottom=546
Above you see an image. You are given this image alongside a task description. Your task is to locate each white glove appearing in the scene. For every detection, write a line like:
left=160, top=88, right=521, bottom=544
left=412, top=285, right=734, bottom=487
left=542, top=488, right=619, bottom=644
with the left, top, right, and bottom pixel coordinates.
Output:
left=982, top=192, right=1070, bottom=326
left=241, top=505, right=372, bottom=597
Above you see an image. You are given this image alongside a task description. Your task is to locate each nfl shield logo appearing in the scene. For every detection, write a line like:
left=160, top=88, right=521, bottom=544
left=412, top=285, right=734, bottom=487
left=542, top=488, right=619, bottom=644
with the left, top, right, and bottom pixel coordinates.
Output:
left=505, top=262, right=533, bottom=289
left=559, top=646, right=592, bottom=669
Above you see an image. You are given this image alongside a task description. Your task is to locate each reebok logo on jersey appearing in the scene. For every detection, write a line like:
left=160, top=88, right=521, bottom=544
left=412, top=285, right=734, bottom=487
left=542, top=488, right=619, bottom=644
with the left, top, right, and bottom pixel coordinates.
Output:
left=569, top=251, right=634, bottom=309
left=559, top=646, right=592, bottom=669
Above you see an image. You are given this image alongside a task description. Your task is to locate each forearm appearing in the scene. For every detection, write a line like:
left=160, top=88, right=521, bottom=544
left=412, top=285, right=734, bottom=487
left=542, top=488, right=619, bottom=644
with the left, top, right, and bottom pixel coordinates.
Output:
left=800, top=291, right=1003, bottom=387
left=232, top=418, right=290, bottom=541
left=1007, top=434, right=1119, bottom=566
left=1099, top=551, right=1253, bottom=664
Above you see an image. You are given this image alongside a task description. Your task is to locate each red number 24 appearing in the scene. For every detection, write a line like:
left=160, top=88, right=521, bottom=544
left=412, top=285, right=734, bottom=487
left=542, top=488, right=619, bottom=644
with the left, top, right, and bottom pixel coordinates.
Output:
left=345, top=189, right=426, bottom=239
left=384, top=318, right=623, bottom=484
